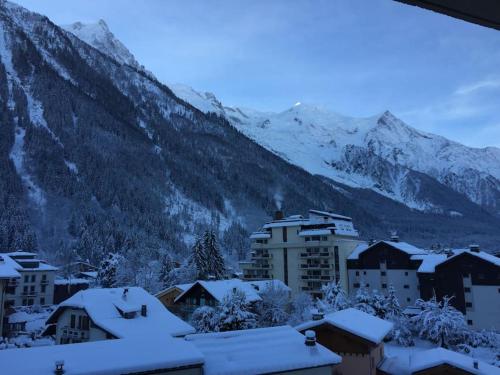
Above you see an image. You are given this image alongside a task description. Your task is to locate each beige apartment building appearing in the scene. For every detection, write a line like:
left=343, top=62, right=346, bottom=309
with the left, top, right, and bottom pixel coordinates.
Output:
left=240, top=209, right=362, bottom=298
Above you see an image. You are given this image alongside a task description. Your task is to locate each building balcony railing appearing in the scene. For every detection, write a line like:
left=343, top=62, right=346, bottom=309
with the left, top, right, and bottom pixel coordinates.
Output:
left=7, top=280, right=19, bottom=287
left=40, top=280, right=49, bottom=285
left=300, top=252, right=330, bottom=258
left=301, top=275, right=334, bottom=281
left=21, top=291, right=37, bottom=297
left=299, top=264, right=332, bottom=270
left=243, top=274, right=272, bottom=281
left=251, top=253, right=272, bottom=260
left=62, top=327, right=90, bottom=340
left=252, top=263, right=273, bottom=269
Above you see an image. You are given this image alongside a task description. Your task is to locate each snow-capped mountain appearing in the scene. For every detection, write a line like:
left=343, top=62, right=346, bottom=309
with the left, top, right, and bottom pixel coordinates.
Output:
left=170, top=86, right=500, bottom=215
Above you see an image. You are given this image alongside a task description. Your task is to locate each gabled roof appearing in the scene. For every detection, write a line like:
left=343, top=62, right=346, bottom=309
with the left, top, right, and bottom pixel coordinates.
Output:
left=348, top=240, right=426, bottom=260
left=0, top=335, right=204, bottom=375
left=410, top=347, right=500, bottom=375
left=411, top=253, right=448, bottom=273
left=175, top=279, right=262, bottom=304
left=47, top=287, right=194, bottom=337
left=309, top=209, right=352, bottom=221
left=156, top=283, right=193, bottom=298
left=186, top=326, right=341, bottom=375
left=296, top=308, right=393, bottom=345
left=440, top=248, right=500, bottom=268
left=0, top=254, right=21, bottom=279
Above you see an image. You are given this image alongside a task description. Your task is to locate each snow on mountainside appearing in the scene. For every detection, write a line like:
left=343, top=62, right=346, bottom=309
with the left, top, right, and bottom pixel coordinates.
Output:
left=171, top=86, right=500, bottom=215
left=61, top=19, right=154, bottom=78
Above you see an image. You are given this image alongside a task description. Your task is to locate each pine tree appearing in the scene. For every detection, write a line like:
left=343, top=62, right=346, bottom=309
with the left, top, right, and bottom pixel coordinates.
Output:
left=353, top=282, right=376, bottom=315
left=204, top=230, right=226, bottom=280
left=371, top=290, right=388, bottom=319
left=385, top=284, right=402, bottom=319
left=158, top=253, right=176, bottom=289
left=192, top=236, right=208, bottom=279
left=97, top=252, right=123, bottom=288
left=387, top=314, right=415, bottom=347
left=191, top=306, right=220, bottom=333
left=218, top=288, right=256, bottom=331
left=319, top=281, right=350, bottom=313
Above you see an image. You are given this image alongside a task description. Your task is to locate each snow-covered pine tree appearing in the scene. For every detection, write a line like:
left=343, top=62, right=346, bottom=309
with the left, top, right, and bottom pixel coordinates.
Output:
left=386, top=314, right=415, bottom=347
left=257, top=283, right=290, bottom=327
left=288, top=292, right=314, bottom=326
left=353, top=282, right=376, bottom=315
left=413, top=295, right=467, bottom=348
left=97, top=252, right=123, bottom=287
left=191, top=306, right=220, bottom=333
left=218, top=288, right=256, bottom=331
left=204, top=230, right=226, bottom=280
left=385, top=284, right=402, bottom=319
left=158, top=252, right=177, bottom=289
left=318, top=281, right=350, bottom=313
left=371, top=290, right=388, bottom=319
left=192, top=236, right=209, bottom=279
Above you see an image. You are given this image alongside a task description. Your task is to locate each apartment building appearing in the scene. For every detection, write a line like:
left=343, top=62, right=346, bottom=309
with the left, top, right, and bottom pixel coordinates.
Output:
left=0, top=254, right=21, bottom=337
left=240, top=209, right=362, bottom=298
left=346, top=239, right=427, bottom=307
left=3, top=251, right=57, bottom=308
left=418, top=246, right=500, bottom=331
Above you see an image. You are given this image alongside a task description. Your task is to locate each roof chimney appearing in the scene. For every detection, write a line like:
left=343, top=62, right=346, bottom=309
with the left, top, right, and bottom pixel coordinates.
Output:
left=368, top=239, right=375, bottom=246
left=469, top=244, right=480, bottom=253
left=305, top=330, right=316, bottom=346
left=122, top=288, right=129, bottom=300
left=141, top=304, right=147, bottom=317
left=274, top=210, right=284, bottom=220
left=312, top=308, right=324, bottom=321
left=54, top=360, right=65, bottom=375
left=473, top=360, right=479, bottom=369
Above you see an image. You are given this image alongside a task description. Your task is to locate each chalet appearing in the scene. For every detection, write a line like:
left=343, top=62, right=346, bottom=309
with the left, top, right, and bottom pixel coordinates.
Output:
left=186, top=325, right=341, bottom=375
left=417, top=246, right=500, bottom=330
left=379, top=347, right=500, bottom=375
left=296, top=308, right=393, bottom=375
left=53, top=278, right=90, bottom=304
left=45, top=287, right=194, bottom=344
left=0, top=254, right=21, bottom=337
left=156, top=283, right=193, bottom=308
left=347, top=239, right=427, bottom=306
left=173, top=279, right=289, bottom=319
left=0, top=335, right=205, bottom=375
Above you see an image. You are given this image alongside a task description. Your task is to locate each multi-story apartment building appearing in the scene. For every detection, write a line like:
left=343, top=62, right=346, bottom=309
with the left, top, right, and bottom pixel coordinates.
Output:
left=346, top=239, right=427, bottom=307
left=0, top=254, right=21, bottom=337
left=3, top=251, right=57, bottom=308
left=240, top=210, right=362, bottom=298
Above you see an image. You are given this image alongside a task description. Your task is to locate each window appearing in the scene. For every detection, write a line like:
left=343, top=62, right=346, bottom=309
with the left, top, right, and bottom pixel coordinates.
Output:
left=381, top=271, right=386, bottom=276
left=404, top=272, right=408, bottom=276
left=334, top=247, right=340, bottom=272
left=467, top=320, right=473, bottom=326
left=40, top=297, right=45, bottom=305
left=382, top=283, right=387, bottom=289
left=70, top=314, right=76, bottom=329
left=42, top=274, right=47, bottom=281
left=363, top=271, right=366, bottom=275
left=22, top=299, right=28, bottom=306
left=353, top=283, right=360, bottom=288
left=498, top=288, right=500, bottom=293
left=305, top=237, right=310, bottom=242
left=321, top=236, right=328, bottom=241
left=23, top=286, right=28, bottom=294
left=464, top=287, right=471, bottom=293
left=311, top=236, right=320, bottom=241
left=41, top=285, right=46, bottom=293
left=27, top=299, right=33, bottom=306
left=466, top=302, right=472, bottom=308
left=404, top=285, right=409, bottom=289
left=31, top=275, right=36, bottom=283
left=24, top=275, right=29, bottom=283
left=406, top=297, right=411, bottom=302
left=366, top=283, right=370, bottom=287
left=30, top=285, right=35, bottom=293
left=355, top=271, right=359, bottom=276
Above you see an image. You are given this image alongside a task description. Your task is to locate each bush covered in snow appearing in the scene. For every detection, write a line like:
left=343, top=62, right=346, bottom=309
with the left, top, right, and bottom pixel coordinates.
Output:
left=256, top=284, right=290, bottom=327
left=218, top=288, right=256, bottom=331
left=191, top=306, right=220, bottom=333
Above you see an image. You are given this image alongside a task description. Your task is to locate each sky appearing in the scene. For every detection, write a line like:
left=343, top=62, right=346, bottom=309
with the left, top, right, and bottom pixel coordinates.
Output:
left=13, top=0, right=500, bottom=148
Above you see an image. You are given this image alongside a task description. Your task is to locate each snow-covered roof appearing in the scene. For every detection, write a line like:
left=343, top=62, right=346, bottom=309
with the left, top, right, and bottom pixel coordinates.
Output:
left=309, top=209, right=352, bottom=221
left=47, top=287, right=194, bottom=337
left=156, top=283, right=193, bottom=298
left=296, top=308, right=393, bottom=345
left=175, top=279, right=262, bottom=304
left=0, top=254, right=21, bottom=279
left=4, top=251, right=38, bottom=257
left=186, top=326, right=341, bottom=375
left=77, top=271, right=98, bottom=279
left=14, top=259, right=58, bottom=271
left=410, top=348, right=500, bottom=375
left=298, top=229, right=332, bottom=236
left=247, top=279, right=291, bottom=292
left=411, top=253, right=448, bottom=273
left=348, top=240, right=426, bottom=260
left=249, top=231, right=271, bottom=239
left=443, top=248, right=500, bottom=268
left=54, top=278, right=90, bottom=285
left=0, top=335, right=204, bottom=375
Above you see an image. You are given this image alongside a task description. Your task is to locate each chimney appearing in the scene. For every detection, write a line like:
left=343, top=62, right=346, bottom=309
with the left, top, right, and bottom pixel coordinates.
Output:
left=274, top=210, right=284, bottom=220
left=368, top=239, right=375, bottom=246
left=141, top=304, right=147, bottom=317
left=390, top=234, right=399, bottom=242
left=469, top=244, right=480, bottom=253
left=305, top=330, right=316, bottom=346
left=473, top=360, right=479, bottom=369
left=122, top=288, right=129, bottom=300
left=312, top=308, right=324, bottom=321
left=54, top=360, right=65, bottom=375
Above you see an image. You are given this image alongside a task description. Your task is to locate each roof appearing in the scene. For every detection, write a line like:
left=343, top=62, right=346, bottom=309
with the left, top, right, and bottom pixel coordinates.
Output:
left=15, top=259, right=58, bottom=271
left=175, top=279, right=262, bottom=304
left=298, top=229, right=332, bottom=236
left=411, top=253, right=448, bottom=273
left=348, top=240, right=427, bottom=260
left=76, top=271, right=98, bottom=279
left=309, top=209, right=352, bottom=221
left=0, top=335, right=204, bottom=375
left=47, top=287, right=195, bottom=337
left=185, top=326, right=341, bottom=375
left=296, top=308, right=393, bottom=345
left=54, top=278, right=90, bottom=285
left=410, top=348, right=500, bottom=375
left=441, top=248, right=500, bottom=268
left=156, top=283, right=193, bottom=298
left=0, top=254, right=21, bottom=279
left=4, top=251, right=38, bottom=257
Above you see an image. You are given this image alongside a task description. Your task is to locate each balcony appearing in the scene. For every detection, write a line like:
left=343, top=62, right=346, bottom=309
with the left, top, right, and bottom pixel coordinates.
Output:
left=251, top=253, right=272, bottom=260
left=300, top=264, right=332, bottom=270
left=301, top=275, right=334, bottom=281
left=62, top=326, right=90, bottom=340
left=7, top=280, right=19, bottom=287
left=252, top=263, right=273, bottom=269
left=300, top=252, right=330, bottom=259
left=41, top=280, right=49, bottom=285
left=21, top=291, right=37, bottom=297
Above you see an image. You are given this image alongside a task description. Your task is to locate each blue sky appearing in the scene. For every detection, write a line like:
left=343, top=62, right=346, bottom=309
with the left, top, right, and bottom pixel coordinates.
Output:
left=15, top=0, right=500, bottom=148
